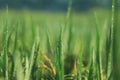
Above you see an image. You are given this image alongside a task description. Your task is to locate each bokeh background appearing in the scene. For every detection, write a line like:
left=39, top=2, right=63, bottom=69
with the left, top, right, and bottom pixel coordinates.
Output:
left=0, top=0, right=111, bottom=11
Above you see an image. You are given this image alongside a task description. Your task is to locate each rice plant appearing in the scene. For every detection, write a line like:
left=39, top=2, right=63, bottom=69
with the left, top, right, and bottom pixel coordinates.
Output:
left=0, top=0, right=119, bottom=80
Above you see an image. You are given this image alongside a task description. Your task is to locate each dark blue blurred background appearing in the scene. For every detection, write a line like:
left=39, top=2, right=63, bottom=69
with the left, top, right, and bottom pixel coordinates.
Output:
left=0, top=0, right=111, bottom=11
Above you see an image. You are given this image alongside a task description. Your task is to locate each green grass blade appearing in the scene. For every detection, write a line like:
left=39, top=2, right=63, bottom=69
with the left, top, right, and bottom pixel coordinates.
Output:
left=67, top=0, right=73, bottom=53
left=3, top=6, right=9, bottom=80
left=10, top=22, right=19, bottom=80
left=30, top=16, right=35, bottom=43
left=31, top=42, right=40, bottom=80
left=111, top=0, right=120, bottom=79
left=14, top=51, right=24, bottom=80
left=77, top=42, right=83, bottom=80
left=88, top=47, right=96, bottom=80
left=105, top=26, right=112, bottom=79
left=46, top=30, right=52, bottom=54
left=55, top=26, right=64, bottom=80
left=94, top=12, right=102, bottom=80
left=24, top=42, right=36, bottom=80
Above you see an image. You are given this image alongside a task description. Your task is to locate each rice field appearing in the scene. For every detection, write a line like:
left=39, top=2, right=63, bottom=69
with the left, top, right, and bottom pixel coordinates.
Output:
left=0, top=0, right=120, bottom=80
